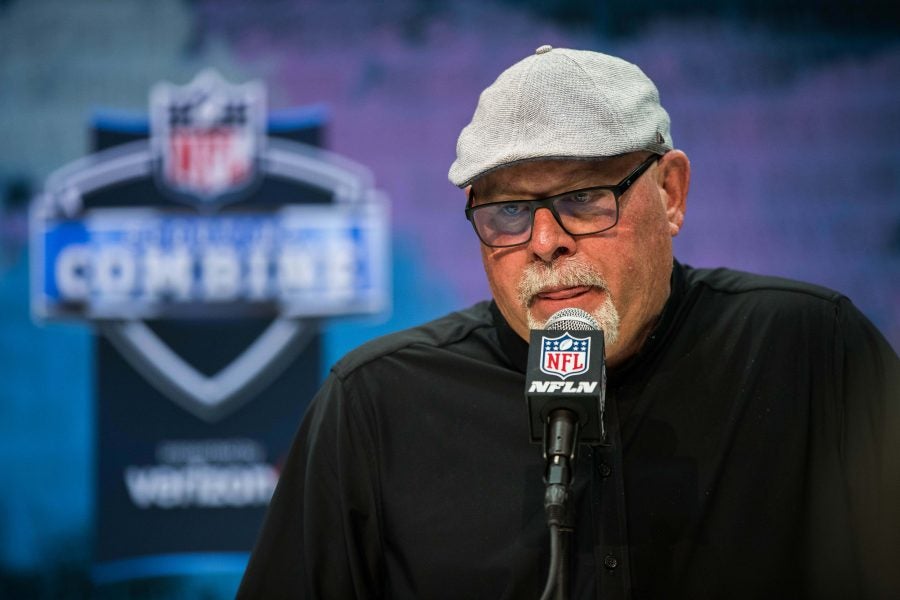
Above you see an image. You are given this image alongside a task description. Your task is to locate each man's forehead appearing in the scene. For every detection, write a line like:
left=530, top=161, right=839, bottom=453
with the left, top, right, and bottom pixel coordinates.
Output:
left=473, top=154, right=643, bottom=199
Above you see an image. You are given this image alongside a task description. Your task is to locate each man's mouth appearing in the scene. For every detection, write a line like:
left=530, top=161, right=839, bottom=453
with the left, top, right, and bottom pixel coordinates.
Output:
left=532, top=285, right=594, bottom=303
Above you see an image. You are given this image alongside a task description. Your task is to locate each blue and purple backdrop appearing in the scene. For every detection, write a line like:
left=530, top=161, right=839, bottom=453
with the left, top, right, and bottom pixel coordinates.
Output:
left=0, top=0, right=897, bottom=598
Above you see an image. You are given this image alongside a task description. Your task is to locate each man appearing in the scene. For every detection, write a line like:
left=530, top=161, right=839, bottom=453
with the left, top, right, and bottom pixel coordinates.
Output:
left=237, top=47, right=899, bottom=599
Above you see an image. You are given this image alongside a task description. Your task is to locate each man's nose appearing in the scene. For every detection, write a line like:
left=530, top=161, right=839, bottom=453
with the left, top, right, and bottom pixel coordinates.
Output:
left=529, top=207, right=576, bottom=262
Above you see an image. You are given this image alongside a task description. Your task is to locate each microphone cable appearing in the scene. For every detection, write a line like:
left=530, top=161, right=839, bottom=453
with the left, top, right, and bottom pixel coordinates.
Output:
left=539, top=523, right=562, bottom=600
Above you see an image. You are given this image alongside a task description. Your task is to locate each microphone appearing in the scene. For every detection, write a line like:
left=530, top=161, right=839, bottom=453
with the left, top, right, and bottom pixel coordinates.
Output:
left=525, top=307, right=608, bottom=452
left=525, top=307, right=608, bottom=600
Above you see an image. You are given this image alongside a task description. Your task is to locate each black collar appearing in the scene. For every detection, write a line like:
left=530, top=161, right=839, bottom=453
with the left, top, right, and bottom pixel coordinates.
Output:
left=490, top=300, right=529, bottom=372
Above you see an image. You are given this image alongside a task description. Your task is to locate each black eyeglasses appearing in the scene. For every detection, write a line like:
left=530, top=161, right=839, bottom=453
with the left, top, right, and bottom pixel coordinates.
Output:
left=465, top=153, right=661, bottom=248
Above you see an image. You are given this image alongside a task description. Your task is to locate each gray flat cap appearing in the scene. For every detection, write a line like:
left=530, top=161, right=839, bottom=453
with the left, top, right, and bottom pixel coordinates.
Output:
left=449, top=46, right=673, bottom=188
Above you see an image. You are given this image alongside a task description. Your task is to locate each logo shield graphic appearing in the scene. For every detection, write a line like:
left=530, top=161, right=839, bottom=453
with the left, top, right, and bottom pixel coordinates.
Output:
left=539, top=332, right=591, bottom=379
left=31, top=72, right=389, bottom=423
left=151, top=70, right=265, bottom=207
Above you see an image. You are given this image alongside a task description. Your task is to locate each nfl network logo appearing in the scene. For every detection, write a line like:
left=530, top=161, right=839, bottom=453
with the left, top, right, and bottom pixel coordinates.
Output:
left=540, top=333, right=591, bottom=379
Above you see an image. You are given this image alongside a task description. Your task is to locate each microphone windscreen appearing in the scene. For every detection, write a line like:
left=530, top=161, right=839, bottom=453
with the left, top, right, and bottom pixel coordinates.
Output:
left=545, top=307, right=600, bottom=331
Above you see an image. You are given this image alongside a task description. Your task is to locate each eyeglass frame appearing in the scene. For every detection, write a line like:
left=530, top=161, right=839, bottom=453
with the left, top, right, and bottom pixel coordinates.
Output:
left=464, top=152, right=663, bottom=248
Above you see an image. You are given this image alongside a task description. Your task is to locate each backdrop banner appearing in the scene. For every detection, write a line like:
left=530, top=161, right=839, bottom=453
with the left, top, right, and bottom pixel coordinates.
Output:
left=30, top=71, right=389, bottom=582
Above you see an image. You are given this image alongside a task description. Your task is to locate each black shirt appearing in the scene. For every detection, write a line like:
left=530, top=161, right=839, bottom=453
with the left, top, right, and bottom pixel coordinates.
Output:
left=237, top=262, right=900, bottom=599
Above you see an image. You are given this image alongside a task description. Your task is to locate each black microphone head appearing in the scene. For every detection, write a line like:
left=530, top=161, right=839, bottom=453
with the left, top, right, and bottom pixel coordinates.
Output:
left=545, top=307, right=600, bottom=332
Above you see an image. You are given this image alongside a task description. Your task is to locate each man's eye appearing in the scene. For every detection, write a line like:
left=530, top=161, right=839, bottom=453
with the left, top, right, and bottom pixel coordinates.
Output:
left=569, top=192, right=591, bottom=204
left=500, top=203, right=527, bottom=217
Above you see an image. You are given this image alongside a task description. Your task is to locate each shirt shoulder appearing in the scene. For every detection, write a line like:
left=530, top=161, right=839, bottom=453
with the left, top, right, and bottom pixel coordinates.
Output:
left=682, top=265, right=845, bottom=306
left=329, top=301, right=498, bottom=379
left=675, top=264, right=892, bottom=357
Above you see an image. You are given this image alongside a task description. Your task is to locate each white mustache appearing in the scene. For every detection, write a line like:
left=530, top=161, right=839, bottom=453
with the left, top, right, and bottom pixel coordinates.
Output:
left=516, top=258, right=610, bottom=308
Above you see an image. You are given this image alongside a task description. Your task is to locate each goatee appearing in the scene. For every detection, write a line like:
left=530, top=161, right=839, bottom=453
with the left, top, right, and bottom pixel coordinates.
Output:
left=517, top=258, right=620, bottom=346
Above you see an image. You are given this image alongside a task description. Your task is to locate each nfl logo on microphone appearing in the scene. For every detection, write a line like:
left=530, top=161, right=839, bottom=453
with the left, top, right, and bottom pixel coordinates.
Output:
left=540, top=333, right=591, bottom=379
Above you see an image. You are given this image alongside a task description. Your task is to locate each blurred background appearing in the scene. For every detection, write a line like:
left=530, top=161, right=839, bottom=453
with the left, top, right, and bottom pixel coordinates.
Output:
left=1, top=0, right=898, bottom=597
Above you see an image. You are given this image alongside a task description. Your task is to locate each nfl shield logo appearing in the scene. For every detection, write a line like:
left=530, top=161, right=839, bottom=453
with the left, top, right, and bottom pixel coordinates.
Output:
left=150, top=69, right=265, bottom=206
left=540, top=333, right=591, bottom=379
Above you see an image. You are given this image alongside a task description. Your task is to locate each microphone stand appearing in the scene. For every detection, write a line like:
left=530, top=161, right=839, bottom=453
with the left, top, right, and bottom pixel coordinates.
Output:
left=540, top=408, right=579, bottom=600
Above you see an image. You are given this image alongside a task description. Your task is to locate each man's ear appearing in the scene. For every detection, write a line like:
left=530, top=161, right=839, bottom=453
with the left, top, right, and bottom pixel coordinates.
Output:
left=657, top=150, right=690, bottom=237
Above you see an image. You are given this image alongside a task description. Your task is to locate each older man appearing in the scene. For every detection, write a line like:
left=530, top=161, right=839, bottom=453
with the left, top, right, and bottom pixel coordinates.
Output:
left=238, top=47, right=899, bottom=599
